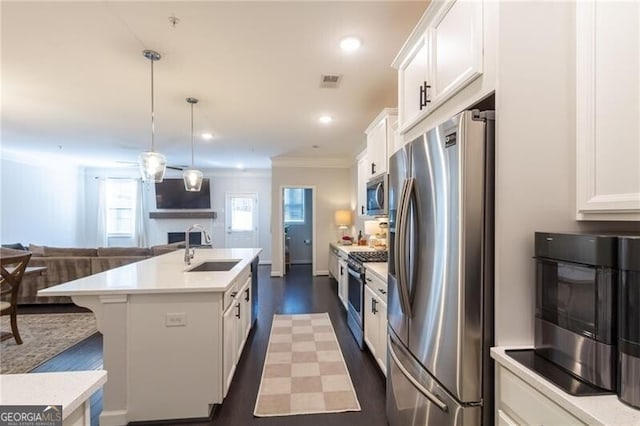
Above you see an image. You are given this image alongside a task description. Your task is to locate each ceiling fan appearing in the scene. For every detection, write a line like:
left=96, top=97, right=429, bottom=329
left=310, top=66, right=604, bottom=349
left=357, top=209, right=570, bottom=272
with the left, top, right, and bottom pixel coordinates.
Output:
left=115, top=161, right=188, bottom=171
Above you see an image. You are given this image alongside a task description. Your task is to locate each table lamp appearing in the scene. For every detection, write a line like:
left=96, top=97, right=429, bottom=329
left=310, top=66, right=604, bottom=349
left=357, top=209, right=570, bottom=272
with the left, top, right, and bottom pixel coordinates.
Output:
left=334, top=210, right=352, bottom=244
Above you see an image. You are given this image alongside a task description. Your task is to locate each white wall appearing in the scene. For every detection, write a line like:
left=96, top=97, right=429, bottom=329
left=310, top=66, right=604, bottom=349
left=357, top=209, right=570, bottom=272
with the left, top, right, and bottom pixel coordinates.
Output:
left=0, top=155, right=85, bottom=247
left=494, top=1, right=637, bottom=346
left=84, top=168, right=273, bottom=263
left=271, top=166, right=351, bottom=276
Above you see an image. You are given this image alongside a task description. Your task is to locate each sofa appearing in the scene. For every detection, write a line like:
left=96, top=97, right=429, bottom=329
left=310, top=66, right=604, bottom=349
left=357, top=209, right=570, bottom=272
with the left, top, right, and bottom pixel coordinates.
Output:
left=11, top=243, right=184, bottom=304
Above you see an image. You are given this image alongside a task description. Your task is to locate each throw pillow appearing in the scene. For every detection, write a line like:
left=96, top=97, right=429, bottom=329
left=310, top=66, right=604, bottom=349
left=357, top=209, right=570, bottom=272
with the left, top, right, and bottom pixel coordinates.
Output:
left=1, top=242, right=26, bottom=251
left=28, top=243, right=45, bottom=256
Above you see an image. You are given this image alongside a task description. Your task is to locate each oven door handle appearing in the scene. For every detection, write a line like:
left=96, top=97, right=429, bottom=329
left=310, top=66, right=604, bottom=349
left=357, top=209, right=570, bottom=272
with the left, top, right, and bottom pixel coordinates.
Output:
left=347, top=267, right=362, bottom=280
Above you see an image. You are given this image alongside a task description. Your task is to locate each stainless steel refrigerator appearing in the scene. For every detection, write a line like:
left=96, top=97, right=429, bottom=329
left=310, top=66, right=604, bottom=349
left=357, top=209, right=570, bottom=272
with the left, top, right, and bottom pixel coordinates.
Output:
left=387, top=109, right=495, bottom=426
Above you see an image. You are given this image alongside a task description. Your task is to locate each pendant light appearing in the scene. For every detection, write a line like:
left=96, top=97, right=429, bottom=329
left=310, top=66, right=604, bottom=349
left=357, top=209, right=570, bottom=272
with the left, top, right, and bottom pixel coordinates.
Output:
left=183, top=97, right=204, bottom=191
left=138, top=49, right=167, bottom=182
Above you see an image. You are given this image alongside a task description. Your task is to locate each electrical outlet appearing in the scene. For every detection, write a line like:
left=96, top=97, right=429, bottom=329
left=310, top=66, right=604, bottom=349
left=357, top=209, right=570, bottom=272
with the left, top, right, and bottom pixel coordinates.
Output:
left=165, top=313, right=187, bottom=327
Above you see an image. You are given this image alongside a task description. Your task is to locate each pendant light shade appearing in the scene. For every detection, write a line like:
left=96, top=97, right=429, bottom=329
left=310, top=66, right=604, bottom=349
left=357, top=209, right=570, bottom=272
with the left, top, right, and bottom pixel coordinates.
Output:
left=139, top=49, right=167, bottom=183
left=139, top=151, right=167, bottom=182
left=183, top=169, right=204, bottom=191
left=183, top=97, right=204, bottom=191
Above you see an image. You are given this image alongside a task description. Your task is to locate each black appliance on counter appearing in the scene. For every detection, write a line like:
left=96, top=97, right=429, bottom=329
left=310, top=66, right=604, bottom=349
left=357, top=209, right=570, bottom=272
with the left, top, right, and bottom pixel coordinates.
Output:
left=347, top=251, right=388, bottom=349
left=533, top=232, right=618, bottom=392
left=618, top=236, right=640, bottom=409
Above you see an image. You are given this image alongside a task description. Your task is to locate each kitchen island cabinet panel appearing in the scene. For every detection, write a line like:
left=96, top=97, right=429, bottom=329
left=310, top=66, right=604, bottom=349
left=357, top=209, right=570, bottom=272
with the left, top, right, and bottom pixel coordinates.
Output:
left=39, top=248, right=261, bottom=425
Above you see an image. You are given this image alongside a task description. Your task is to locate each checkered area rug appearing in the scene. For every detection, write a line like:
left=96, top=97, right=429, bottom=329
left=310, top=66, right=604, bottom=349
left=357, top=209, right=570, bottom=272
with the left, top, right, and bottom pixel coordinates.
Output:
left=253, top=313, right=361, bottom=417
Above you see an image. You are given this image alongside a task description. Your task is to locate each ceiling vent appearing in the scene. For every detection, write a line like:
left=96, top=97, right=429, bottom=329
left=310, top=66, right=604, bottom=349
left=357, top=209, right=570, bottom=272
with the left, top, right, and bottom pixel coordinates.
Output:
left=320, top=74, right=342, bottom=89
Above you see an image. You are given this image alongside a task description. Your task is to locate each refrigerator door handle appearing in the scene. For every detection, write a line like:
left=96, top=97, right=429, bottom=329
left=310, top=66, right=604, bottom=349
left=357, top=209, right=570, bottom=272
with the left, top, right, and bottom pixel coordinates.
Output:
left=405, top=177, right=418, bottom=306
left=398, top=177, right=415, bottom=317
left=396, top=179, right=413, bottom=318
left=388, top=336, right=448, bottom=412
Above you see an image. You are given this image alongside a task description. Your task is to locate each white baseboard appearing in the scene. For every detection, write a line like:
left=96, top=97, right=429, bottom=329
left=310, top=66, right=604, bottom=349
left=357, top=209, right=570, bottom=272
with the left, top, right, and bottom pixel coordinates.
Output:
left=315, top=270, right=329, bottom=276
left=258, top=260, right=271, bottom=265
left=99, top=410, right=128, bottom=426
left=270, top=270, right=283, bottom=277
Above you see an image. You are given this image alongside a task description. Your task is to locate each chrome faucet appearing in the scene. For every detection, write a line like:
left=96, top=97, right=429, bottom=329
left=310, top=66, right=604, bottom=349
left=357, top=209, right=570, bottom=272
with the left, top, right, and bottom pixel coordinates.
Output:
left=184, top=224, right=213, bottom=265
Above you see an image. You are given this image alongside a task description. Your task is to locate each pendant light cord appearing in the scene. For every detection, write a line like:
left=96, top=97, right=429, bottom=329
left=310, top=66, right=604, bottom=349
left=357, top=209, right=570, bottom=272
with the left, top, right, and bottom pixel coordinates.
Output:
left=150, top=56, right=155, bottom=152
left=191, top=102, right=195, bottom=167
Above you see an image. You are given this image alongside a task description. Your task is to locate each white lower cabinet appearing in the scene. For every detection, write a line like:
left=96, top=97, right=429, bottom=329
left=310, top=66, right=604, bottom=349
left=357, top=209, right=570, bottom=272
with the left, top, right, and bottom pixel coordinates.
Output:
left=329, top=246, right=339, bottom=280
left=364, top=272, right=388, bottom=376
left=222, top=293, right=238, bottom=397
left=338, top=258, right=348, bottom=310
left=496, top=366, right=585, bottom=425
left=222, top=270, right=253, bottom=398
left=497, top=409, right=518, bottom=426
left=238, top=277, right=251, bottom=357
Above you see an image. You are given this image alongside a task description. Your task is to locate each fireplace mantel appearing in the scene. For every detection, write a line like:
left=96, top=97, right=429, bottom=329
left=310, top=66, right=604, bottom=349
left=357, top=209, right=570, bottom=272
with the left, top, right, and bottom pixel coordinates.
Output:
left=149, top=211, right=217, bottom=219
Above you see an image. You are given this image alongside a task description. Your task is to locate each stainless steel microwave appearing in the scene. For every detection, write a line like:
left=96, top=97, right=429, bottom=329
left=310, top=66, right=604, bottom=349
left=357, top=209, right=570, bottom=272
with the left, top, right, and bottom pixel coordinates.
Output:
left=366, top=174, right=387, bottom=216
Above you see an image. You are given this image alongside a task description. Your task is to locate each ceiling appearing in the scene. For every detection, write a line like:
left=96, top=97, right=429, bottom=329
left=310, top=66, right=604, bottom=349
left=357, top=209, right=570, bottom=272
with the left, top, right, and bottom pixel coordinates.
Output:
left=1, top=1, right=427, bottom=170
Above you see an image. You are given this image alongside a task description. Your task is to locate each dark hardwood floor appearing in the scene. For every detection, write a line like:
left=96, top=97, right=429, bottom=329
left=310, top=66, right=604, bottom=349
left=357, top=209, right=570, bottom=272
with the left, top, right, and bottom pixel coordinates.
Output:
left=26, top=264, right=387, bottom=426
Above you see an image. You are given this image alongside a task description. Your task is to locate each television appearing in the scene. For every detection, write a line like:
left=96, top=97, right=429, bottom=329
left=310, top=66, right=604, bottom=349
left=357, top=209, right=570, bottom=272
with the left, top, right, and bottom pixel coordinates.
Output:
left=155, top=178, right=211, bottom=209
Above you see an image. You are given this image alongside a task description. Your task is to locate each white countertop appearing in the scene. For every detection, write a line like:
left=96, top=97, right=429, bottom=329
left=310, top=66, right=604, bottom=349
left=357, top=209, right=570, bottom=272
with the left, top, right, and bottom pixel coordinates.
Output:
left=364, top=262, right=388, bottom=281
left=38, top=248, right=262, bottom=296
left=0, top=370, right=107, bottom=419
left=491, top=346, right=640, bottom=426
left=330, top=242, right=378, bottom=256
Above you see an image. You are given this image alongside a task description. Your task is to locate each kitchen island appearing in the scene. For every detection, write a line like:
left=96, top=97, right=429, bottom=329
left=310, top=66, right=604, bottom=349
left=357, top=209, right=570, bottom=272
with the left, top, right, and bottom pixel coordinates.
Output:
left=39, top=248, right=262, bottom=426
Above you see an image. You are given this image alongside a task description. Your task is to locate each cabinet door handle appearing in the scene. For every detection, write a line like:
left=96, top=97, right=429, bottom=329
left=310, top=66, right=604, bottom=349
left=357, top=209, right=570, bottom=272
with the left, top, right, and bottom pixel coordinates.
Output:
left=366, top=277, right=372, bottom=282
left=371, top=162, right=376, bottom=175
left=244, top=288, right=249, bottom=302
left=372, top=298, right=378, bottom=314
left=379, top=288, right=387, bottom=295
left=235, top=303, right=241, bottom=319
left=424, top=81, right=431, bottom=105
left=231, top=291, right=238, bottom=298
left=340, top=266, right=344, bottom=276
left=419, top=81, right=431, bottom=110
left=361, top=205, right=365, bottom=215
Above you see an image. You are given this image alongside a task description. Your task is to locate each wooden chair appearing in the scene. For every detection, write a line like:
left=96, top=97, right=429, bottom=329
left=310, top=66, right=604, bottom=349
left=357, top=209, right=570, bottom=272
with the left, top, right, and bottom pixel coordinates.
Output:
left=0, top=248, right=32, bottom=345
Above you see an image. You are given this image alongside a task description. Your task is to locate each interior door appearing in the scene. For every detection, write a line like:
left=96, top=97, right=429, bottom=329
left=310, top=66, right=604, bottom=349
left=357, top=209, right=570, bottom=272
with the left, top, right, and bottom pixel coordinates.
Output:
left=225, top=193, right=258, bottom=248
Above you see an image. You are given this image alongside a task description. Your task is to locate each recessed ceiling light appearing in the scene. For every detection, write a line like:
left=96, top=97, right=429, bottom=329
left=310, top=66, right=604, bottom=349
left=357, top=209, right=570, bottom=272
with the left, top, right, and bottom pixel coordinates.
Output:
left=236, top=163, right=244, bottom=169
left=340, top=37, right=361, bottom=53
left=201, top=132, right=214, bottom=140
left=318, top=115, right=333, bottom=124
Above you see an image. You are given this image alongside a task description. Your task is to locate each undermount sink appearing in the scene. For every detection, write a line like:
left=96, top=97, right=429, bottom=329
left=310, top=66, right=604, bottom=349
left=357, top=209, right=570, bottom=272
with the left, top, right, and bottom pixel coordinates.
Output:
left=186, top=260, right=240, bottom=272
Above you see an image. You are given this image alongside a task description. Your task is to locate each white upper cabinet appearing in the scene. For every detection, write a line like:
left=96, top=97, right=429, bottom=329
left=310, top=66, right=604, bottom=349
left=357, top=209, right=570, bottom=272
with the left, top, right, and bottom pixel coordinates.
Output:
left=431, top=0, right=483, bottom=104
left=365, top=108, right=398, bottom=179
left=576, top=1, right=640, bottom=220
left=394, top=0, right=484, bottom=134
left=398, top=35, right=431, bottom=129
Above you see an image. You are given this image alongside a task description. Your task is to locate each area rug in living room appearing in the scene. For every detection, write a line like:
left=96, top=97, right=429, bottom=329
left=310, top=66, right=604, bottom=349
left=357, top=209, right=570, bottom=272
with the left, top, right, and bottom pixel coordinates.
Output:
left=254, top=313, right=361, bottom=417
left=0, top=313, right=98, bottom=374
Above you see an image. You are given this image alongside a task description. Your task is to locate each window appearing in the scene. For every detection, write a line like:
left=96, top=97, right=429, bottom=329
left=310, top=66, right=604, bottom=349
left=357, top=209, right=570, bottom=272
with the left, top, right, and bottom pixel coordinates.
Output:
left=284, top=188, right=305, bottom=224
left=106, top=179, right=137, bottom=236
left=230, top=196, right=254, bottom=231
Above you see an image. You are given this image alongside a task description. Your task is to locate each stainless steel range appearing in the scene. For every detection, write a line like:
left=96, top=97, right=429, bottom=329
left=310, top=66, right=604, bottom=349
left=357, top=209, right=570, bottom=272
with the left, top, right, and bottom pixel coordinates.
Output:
left=347, top=250, right=388, bottom=349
